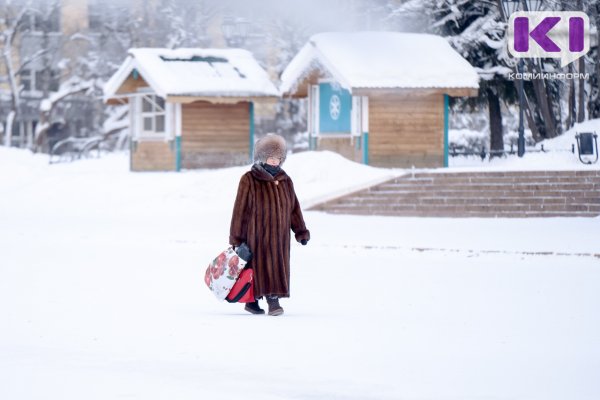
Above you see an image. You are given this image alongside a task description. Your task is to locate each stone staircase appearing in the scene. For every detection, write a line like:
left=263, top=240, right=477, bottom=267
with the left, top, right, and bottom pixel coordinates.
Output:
left=309, top=170, right=600, bottom=217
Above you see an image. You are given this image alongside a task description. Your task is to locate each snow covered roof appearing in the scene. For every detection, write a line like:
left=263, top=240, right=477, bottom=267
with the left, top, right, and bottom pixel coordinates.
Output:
left=103, top=48, right=279, bottom=102
left=280, top=32, right=480, bottom=94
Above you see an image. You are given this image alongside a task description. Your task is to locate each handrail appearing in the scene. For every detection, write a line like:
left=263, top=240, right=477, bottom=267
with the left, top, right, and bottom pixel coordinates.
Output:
left=449, top=143, right=577, bottom=162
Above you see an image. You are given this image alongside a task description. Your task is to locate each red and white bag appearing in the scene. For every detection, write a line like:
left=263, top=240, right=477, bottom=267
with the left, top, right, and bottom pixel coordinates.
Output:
left=204, top=246, right=253, bottom=302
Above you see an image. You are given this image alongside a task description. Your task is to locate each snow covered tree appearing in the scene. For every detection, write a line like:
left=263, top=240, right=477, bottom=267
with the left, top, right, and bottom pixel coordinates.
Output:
left=3, top=0, right=225, bottom=153
left=87, top=0, right=219, bottom=150
left=389, top=0, right=599, bottom=147
left=588, top=1, right=600, bottom=120
left=0, top=0, right=41, bottom=148
left=123, top=0, right=218, bottom=49
left=553, top=0, right=600, bottom=124
left=25, top=0, right=73, bottom=152
left=42, top=0, right=139, bottom=152
left=33, top=77, right=96, bottom=153
left=0, top=2, right=25, bottom=147
left=159, top=0, right=217, bottom=49
left=519, top=0, right=599, bottom=136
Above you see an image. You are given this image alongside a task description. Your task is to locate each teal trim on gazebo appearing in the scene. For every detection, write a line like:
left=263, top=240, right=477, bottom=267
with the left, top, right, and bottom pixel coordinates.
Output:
left=175, top=136, right=181, bottom=172
left=249, top=102, right=255, bottom=162
left=310, top=136, right=317, bottom=150
left=443, top=94, right=449, bottom=168
left=130, top=138, right=135, bottom=170
left=362, top=132, right=369, bottom=165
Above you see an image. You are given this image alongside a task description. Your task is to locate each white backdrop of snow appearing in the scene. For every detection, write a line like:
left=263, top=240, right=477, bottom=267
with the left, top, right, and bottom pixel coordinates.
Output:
left=0, top=146, right=599, bottom=400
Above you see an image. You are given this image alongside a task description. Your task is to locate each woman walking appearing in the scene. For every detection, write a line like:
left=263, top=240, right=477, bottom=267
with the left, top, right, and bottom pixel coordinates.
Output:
left=229, top=134, right=310, bottom=316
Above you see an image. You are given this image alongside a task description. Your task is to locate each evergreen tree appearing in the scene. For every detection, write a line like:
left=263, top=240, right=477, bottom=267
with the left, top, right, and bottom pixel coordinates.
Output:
left=388, top=0, right=600, bottom=148
left=588, top=1, right=600, bottom=120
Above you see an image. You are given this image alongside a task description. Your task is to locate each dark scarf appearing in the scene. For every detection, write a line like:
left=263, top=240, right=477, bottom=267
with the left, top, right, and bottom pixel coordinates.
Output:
left=261, top=163, right=281, bottom=176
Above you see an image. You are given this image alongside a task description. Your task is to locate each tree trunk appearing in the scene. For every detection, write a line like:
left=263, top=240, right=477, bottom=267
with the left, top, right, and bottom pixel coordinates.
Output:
left=575, top=0, right=585, bottom=124
left=591, top=3, right=600, bottom=119
left=487, top=87, right=503, bottom=157
left=510, top=74, right=541, bottom=141
left=3, top=111, right=16, bottom=147
left=522, top=92, right=541, bottom=142
left=1, top=7, right=29, bottom=148
left=34, top=115, right=50, bottom=154
left=2, top=46, right=20, bottom=148
left=528, top=60, right=557, bottom=138
left=567, top=63, right=576, bottom=129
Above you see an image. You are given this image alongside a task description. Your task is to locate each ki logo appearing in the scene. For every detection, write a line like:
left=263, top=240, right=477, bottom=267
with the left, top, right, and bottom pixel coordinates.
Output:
left=508, top=11, right=590, bottom=67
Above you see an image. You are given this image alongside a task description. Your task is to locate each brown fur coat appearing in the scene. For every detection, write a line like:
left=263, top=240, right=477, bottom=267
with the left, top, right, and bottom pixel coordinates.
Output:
left=229, top=163, right=310, bottom=298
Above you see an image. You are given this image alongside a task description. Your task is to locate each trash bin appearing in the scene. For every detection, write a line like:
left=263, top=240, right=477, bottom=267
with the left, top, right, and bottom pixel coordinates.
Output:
left=575, top=132, right=598, bottom=165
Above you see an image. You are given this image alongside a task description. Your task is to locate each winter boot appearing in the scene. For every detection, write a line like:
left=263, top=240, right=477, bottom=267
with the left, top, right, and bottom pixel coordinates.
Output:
left=266, top=296, right=284, bottom=316
left=244, top=301, right=265, bottom=315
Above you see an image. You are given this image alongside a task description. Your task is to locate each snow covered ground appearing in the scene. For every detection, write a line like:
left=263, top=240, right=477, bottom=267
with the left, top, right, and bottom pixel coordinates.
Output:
left=1, top=145, right=599, bottom=400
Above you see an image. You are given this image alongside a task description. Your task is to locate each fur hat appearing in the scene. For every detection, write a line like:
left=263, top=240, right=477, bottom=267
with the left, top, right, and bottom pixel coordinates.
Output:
left=254, top=134, right=287, bottom=165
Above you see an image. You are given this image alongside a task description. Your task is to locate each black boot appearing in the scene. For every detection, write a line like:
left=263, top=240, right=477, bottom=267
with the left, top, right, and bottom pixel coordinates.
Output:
left=244, top=300, right=265, bottom=315
left=266, top=296, right=284, bottom=316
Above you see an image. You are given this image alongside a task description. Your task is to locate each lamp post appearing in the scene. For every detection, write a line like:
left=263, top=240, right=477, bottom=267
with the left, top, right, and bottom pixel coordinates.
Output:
left=500, top=0, right=544, bottom=157
left=516, top=59, right=526, bottom=157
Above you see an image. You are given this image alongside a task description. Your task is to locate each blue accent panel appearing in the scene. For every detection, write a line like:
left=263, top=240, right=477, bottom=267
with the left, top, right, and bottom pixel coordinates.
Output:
left=363, top=132, right=369, bottom=165
left=249, top=102, right=255, bottom=162
left=444, top=94, right=449, bottom=168
left=319, top=82, right=351, bottom=134
left=175, top=136, right=181, bottom=172
left=133, top=69, right=139, bottom=80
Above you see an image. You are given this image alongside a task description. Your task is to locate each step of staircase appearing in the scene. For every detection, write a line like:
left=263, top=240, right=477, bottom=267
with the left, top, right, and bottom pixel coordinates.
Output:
left=309, top=170, right=600, bottom=218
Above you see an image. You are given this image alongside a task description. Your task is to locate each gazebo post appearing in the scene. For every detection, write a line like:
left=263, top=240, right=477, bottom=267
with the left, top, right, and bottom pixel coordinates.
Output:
left=362, top=133, right=369, bottom=165
left=444, top=94, right=449, bottom=168
left=175, top=103, right=182, bottom=172
left=249, top=102, right=255, bottom=162
left=361, top=96, right=369, bottom=166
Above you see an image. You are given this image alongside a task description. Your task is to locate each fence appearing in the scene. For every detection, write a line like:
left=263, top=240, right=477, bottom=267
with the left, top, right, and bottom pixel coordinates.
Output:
left=449, top=143, right=576, bottom=161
